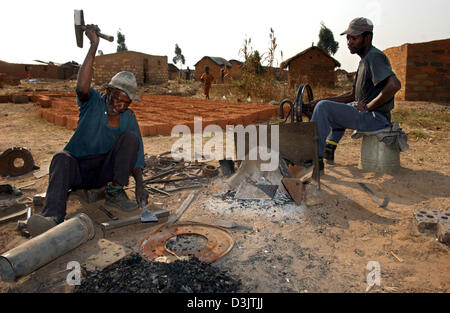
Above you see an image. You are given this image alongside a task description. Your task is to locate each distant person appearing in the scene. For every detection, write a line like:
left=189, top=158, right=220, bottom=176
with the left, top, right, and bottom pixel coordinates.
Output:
left=309, top=17, right=401, bottom=171
left=27, top=25, right=147, bottom=237
left=200, top=66, right=214, bottom=99
left=186, top=67, right=191, bottom=80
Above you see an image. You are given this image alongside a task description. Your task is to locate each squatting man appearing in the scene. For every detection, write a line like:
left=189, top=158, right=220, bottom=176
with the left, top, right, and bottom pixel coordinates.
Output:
left=310, top=17, right=401, bottom=171
left=27, top=25, right=147, bottom=236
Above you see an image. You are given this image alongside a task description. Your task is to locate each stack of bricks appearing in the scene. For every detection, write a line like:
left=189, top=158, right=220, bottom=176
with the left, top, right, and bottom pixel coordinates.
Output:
left=34, top=92, right=283, bottom=136
left=384, top=38, right=450, bottom=102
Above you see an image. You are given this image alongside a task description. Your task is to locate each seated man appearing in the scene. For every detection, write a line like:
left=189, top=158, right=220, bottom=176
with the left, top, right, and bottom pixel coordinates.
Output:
left=310, top=17, right=401, bottom=168
left=28, top=25, right=147, bottom=236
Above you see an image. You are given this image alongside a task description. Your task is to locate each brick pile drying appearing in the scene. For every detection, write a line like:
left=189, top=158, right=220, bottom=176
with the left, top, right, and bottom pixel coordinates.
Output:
left=74, top=253, right=242, bottom=293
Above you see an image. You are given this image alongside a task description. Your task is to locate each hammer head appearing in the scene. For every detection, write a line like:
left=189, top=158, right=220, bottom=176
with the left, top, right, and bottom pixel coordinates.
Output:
left=74, top=10, right=85, bottom=48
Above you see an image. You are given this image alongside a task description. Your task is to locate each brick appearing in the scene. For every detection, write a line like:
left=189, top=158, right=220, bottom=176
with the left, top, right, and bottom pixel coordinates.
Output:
left=0, top=95, right=9, bottom=103
left=12, top=94, right=29, bottom=103
left=413, top=209, right=439, bottom=234
left=437, top=223, right=450, bottom=246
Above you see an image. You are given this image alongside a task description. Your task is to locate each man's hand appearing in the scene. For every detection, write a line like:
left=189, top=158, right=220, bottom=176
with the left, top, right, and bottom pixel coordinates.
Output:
left=85, top=24, right=100, bottom=46
left=135, top=183, right=148, bottom=206
left=353, top=101, right=368, bottom=112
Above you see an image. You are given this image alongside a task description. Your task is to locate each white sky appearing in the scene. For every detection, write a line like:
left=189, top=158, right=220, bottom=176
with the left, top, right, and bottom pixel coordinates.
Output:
left=1, top=0, right=449, bottom=72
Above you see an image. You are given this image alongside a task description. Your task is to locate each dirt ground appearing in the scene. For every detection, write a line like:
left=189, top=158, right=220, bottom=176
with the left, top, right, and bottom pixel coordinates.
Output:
left=0, top=81, right=449, bottom=293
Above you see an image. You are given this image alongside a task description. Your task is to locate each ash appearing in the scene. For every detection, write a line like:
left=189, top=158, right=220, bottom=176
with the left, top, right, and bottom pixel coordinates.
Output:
left=74, top=253, right=241, bottom=293
left=204, top=188, right=306, bottom=224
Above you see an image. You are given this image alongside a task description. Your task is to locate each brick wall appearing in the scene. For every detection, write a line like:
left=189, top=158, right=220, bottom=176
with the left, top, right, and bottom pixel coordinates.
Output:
left=94, top=51, right=168, bottom=85
left=229, top=61, right=242, bottom=80
left=384, top=45, right=408, bottom=100
left=384, top=38, right=450, bottom=102
left=0, top=61, right=62, bottom=82
left=194, top=59, right=223, bottom=83
left=287, top=49, right=336, bottom=88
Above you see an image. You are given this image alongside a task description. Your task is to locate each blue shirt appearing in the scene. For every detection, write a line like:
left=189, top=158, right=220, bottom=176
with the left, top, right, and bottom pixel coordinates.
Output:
left=64, top=88, right=145, bottom=169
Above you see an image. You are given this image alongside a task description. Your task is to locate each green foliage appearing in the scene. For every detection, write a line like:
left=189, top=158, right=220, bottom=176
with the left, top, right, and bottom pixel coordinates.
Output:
left=173, top=44, right=185, bottom=69
left=117, top=30, right=128, bottom=52
left=97, top=50, right=104, bottom=56
left=317, top=22, right=339, bottom=55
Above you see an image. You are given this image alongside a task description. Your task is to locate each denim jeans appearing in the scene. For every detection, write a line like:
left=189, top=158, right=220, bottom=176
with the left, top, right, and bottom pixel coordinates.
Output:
left=311, top=100, right=390, bottom=157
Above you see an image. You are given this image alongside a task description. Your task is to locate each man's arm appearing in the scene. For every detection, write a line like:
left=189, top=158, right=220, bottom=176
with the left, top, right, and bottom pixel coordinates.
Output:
left=76, top=25, right=100, bottom=103
left=365, top=75, right=401, bottom=111
left=310, top=87, right=355, bottom=107
left=132, top=167, right=147, bottom=205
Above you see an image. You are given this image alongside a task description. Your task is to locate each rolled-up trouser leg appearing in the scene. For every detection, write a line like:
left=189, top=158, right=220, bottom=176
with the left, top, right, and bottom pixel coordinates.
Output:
left=42, top=151, right=82, bottom=223
left=88, top=131, right=140, bottom=188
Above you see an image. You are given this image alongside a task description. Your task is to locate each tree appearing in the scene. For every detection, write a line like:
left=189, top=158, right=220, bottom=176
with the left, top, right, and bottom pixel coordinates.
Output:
left=172, top=44, right=185, bottom=70
left=247, top=50, right=264, bottom=74
left=97, top=50, right=104, bottom=56
left=117, top=30, right=128, bottom=52
left=317, top=22, right=339, bottom=55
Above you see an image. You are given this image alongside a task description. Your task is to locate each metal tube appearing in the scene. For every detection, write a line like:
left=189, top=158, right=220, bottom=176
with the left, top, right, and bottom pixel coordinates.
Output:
left=0, top=213, right=95, bottom=282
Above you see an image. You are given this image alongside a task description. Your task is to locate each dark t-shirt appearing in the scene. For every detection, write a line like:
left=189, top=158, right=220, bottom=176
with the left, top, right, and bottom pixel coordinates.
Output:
left=64, top=88, right=145, bottom=169
left=353, top=46, right=395, bottom=118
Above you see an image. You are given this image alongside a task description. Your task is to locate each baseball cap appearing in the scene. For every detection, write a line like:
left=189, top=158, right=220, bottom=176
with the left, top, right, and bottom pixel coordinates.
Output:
left=107, top=71, right=141, bottom=102
left=341, top=17, right=374, bottom=36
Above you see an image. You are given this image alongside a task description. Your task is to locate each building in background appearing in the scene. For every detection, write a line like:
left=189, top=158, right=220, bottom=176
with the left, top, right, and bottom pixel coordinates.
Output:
left=280, top=46, right=341, bottom=88
left=384, top=38, right=449, bottom=102
left=93, top=51, right=168, bottom=85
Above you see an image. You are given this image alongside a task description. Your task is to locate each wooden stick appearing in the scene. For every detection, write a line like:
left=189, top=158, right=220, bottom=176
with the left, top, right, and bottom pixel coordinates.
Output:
left=390, top=251, right=404, bottom=263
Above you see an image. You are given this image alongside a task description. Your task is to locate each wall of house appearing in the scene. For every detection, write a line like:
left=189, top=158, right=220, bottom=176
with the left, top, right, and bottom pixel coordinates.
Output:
left=228, top=61, right=242, bottom=80
left=168, top=70, right=180, bottom=80
left=194, top=58, right=223, bottom=83
left=287, top=49, right=336, bottom=88
left=0, top=61, right=62, bottom=84
left=93, top=51, right=168, bottom=85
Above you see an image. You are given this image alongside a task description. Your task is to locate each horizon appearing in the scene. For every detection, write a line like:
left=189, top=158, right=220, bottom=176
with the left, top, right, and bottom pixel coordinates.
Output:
left=1, top=0, right=449, bottom=72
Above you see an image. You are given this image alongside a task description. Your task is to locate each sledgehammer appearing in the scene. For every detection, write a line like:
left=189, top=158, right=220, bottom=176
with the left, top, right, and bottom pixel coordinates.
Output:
left=74, top=10, right=114, bottom=48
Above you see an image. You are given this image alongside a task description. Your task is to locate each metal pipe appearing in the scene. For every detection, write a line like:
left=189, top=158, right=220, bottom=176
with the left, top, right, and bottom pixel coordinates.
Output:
left=0, top=213, right=95, bottom=282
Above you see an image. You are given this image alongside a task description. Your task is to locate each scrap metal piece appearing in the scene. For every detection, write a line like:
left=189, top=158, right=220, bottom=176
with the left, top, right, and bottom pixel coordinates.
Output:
left=203, top=165, right=219, bottom=177
left=139, top=222, right=234, bottom=263
left=281, top=178, right=306, bottom=205
left=98, top=205, right=118, bottom=220
left=0, top=147, right=36, bottom=177
left=235, top=182, right=276, bottom=200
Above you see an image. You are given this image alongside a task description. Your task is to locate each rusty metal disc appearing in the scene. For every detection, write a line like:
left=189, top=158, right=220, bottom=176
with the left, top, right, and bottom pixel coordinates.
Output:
left=0, top=147, right=35, bottom=177
left=139, top=222, right=234, bottom=263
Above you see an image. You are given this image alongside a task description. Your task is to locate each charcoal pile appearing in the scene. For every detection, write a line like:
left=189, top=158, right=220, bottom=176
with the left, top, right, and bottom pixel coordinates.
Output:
left=74, top=253, right=241, bottom=293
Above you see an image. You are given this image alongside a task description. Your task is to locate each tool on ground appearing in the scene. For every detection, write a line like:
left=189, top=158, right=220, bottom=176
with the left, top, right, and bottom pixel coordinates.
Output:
left=98, top=205, right=118, bottom=220
left=100, top=208, right=169, bottom=237
left=166, top=191, right=198, bottom=225
left=358, top=182, right=390, bottom=208
left=0, top=147, right=38, bottom=177
left=140, top=200, right=158, bottom=223
left=74, top=10, right=114, bottom=48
